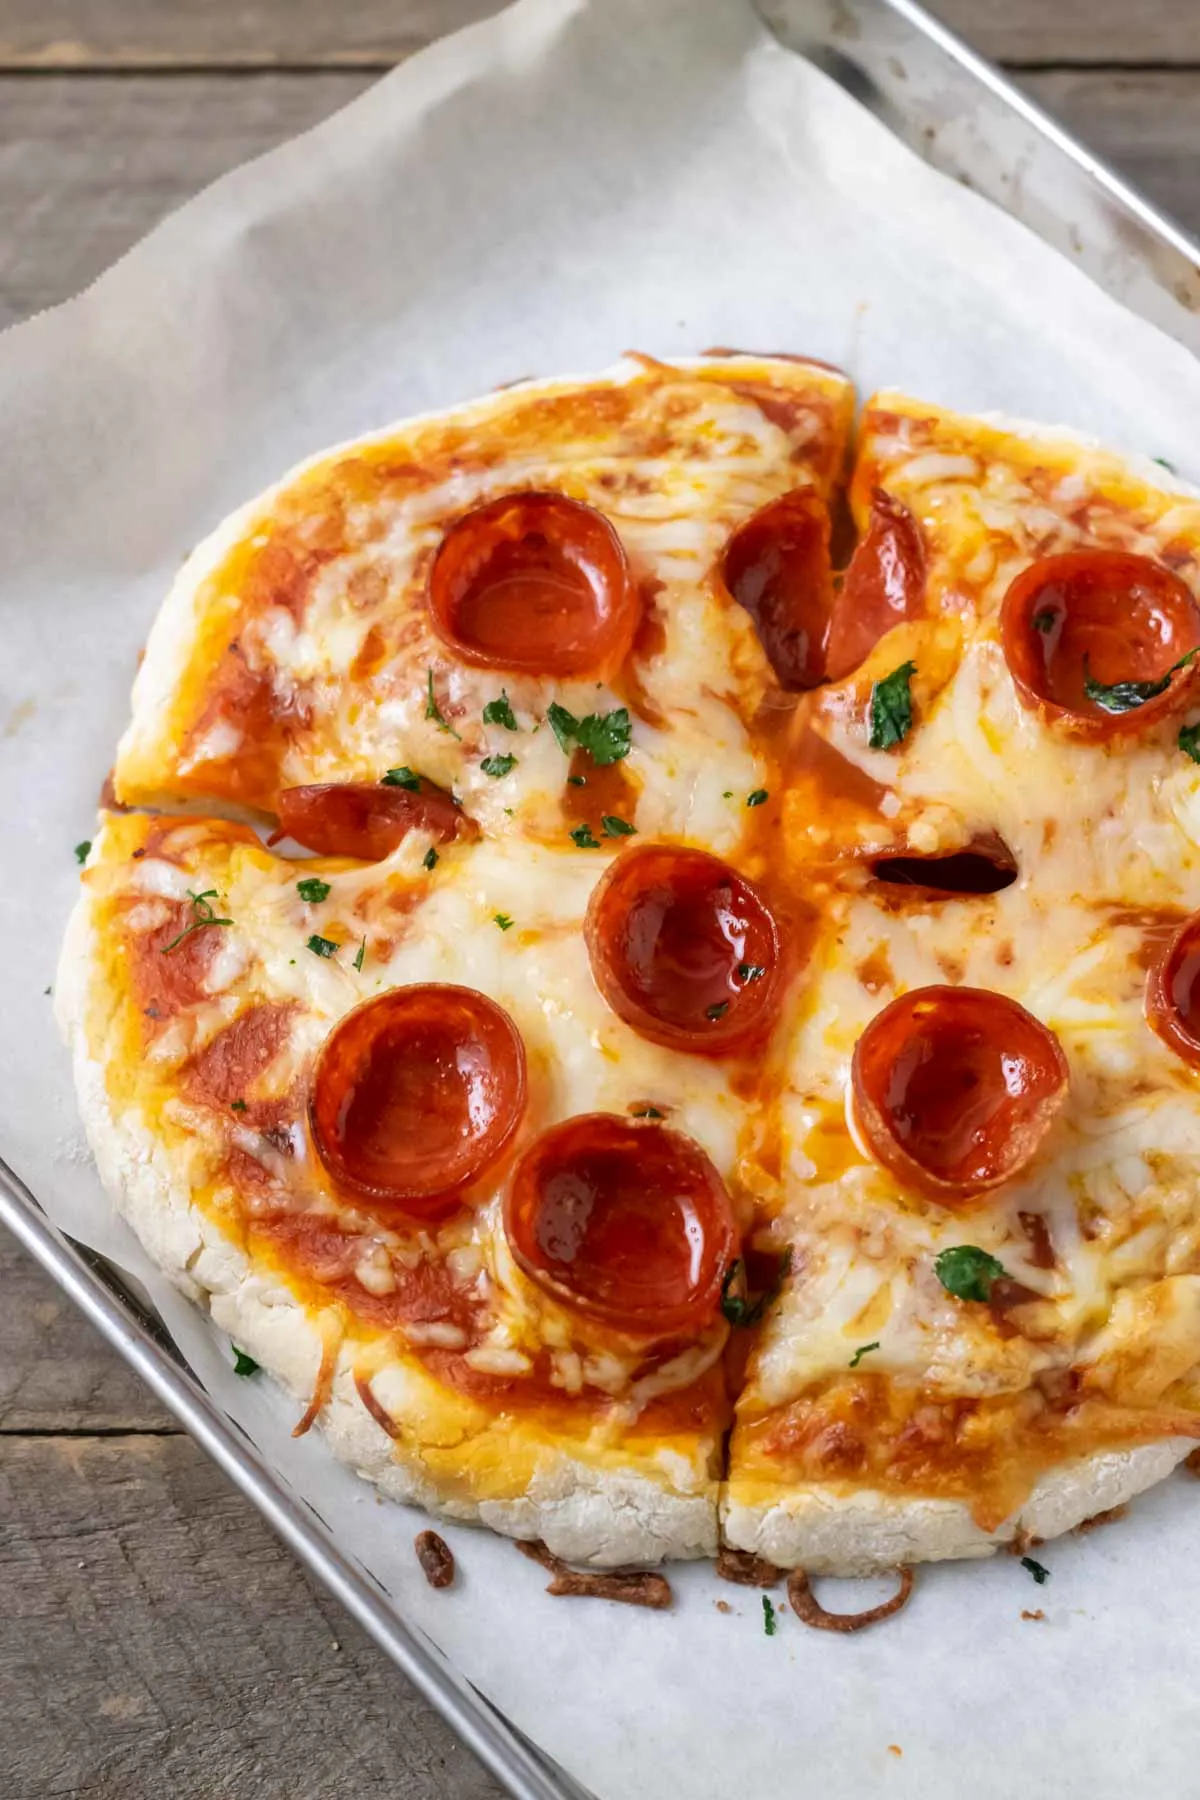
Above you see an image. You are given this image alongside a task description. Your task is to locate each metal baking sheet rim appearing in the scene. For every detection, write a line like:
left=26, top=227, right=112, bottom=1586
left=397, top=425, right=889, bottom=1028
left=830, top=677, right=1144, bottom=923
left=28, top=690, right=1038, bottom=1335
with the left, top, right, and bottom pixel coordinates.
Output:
left=6, top=4, right=1200, bottom=1799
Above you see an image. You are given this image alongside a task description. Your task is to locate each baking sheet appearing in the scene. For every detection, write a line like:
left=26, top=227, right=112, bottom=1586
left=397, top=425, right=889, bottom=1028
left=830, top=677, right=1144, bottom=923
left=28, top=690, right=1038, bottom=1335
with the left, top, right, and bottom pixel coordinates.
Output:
left=4, top=0, right=1200, bottom=1793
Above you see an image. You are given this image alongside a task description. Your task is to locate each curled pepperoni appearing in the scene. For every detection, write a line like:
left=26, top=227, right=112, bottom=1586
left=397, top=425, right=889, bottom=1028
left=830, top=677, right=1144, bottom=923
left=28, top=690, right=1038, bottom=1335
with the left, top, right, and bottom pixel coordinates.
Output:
left=584, top=845, right=782, bottom=1055
left=427, top=491, right=638, bottom=678
left=851, top=986, right=1068, bottom=1202
left=1146, top=911, right=1200, bottom=1067
left=826, top=490, right=925, bottom=681
left=274, top=780, right=476, bottom=861
left=1000, top=550, right=1200, bottom=740
left=870, top=831, right=1018, bottom=898
left=504, top=1114, right=736, bottom=1335
left=720, top=488, right=833, bottom=690
left=309, top=985, right=526, bottom=1216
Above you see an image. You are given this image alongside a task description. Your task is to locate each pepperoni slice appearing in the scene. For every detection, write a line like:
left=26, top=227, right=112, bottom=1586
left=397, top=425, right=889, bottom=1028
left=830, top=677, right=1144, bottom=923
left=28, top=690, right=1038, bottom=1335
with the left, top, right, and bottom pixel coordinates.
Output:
left=870, top=831, right=1018, bottom=898
left=504, top=1114, right=736, bottom=1335
left=584, top=845, right=782, bottom=1055
left=1000, top=550, right=1200, bottom=740
left=274, top=780, right=476, bottom=861
left=309, top=985, right=526, bottom=1215
left=1146, top=911, right=1200, bottom=1067
left=851, top=986, right=1068, bottom=1202
left=720, top=488, right=833, bottom=690
left=826, top=490, right=925, bottom=681
left=427, top=491, right=638, bottom=678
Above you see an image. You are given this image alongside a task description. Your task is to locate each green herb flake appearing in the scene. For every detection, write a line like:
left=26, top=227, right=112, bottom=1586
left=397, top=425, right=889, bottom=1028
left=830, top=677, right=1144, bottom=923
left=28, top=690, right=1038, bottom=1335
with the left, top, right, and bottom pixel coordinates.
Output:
left=296, top=877, right=331, bottom=905
left=868, top=660, right=917, bottom=751
left=547, top=702, right=632, bottom=766
left=706, top=1001, right=730, bottom=1022
left=353, top=938, right=366, bottom=972
left=423, top=845, right=439, bottom=871
left=737, top=963, right=766, bottom=983
left=306, top=934, right=338, bottom=959
left=934, top=1244, right=1009, bottom=1303
left=482, top=691, right=518, bottom=730
left=161, top=889, right=234, bottom=955
left=1021, top=1556, right=1050, bottom=1585
left=494, top=913, right=514, bottom=932
left=762, top=1595, right=778, bottom=1637
left=746, top=789, right=769, bottom=808
left=720, top=1251, right=792, bottom=1329
left=480, top=753, right=517, bottom=779
left=381, top=765, right=421, bottom=791
left=849, top=1340, right=880, bottom=1369
left=1032, top=608, right=1057, bottom=635
left=425, top=669, right=462, bottom=740
left=1180, top=722, right=1200, bottom=764
left=232, top=1348, right=260, bottom=1377
left=722, top=790, right=733, bottom=799
left=570, top=823, right=600, bottom=849
left=1083, top=649, right=1196, bottom=716
left=74, top=840, right=92, bottom=865
left=229, top=1099, right=248, bottom=1113
left=43, top=985, right=51, bottom=997
left=568, top=774, right=587, bottom=787
left=632, top=1106, right=664, bottom=1120
left=601, top=814, right=636, bottom=837
left=1154, top=456, right=1178, bottom=474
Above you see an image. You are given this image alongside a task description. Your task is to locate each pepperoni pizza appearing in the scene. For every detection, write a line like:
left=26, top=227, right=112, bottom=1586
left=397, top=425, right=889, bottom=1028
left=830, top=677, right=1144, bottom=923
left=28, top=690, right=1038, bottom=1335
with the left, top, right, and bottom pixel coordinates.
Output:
left=59, top=357, right=1200, bottom=1580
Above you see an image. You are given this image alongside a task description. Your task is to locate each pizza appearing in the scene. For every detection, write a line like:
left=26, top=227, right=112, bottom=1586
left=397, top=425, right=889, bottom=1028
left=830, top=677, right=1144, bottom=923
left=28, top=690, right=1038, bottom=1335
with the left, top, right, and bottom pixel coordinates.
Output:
left=58, top=353, right=1200, bottom=1594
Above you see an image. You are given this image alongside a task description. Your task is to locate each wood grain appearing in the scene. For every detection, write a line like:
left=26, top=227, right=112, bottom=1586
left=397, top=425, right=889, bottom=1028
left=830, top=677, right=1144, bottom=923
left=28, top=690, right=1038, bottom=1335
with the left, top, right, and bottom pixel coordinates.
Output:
left=0, top=1432, right=505, bottom=1798
left=0, top=0, right=1196, bottom=69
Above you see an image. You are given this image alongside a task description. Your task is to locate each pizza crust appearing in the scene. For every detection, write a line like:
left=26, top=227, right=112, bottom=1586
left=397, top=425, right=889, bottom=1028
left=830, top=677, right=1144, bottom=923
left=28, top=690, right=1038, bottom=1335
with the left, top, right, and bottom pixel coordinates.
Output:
left=721, top=1439, right=1192, bottom=1576
left=55, top=889, right=717, bottom=1568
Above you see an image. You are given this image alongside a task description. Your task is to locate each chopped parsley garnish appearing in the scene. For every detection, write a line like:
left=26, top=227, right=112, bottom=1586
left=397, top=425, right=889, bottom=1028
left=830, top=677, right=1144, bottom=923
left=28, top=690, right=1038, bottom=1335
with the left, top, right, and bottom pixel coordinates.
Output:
left=306, top=934, right=338, bottom=958
left=762, top=1595, right=777, bottom=1637
left=849, top=1341, right=880, bottom=1369
left=425, top=669, right=462, bottom=740
left=161, top=889, right=233, bottom=955
left=482, top=691, right=518, bottom=730
left=382, top=765, right=420, bottom=790
left=547, top=701, right=632, bottom=765
left=570, top=823, right=600, bottom=849
left=229, top=1099, right=248, bottom=1113
left=1032, top=608, right=1057, bottom=635
left=737, top=963, right=765, bottom=983
left=480, top=753, right=517, bottom=778
left=1154, top=456, right=1177, bottom=474
left=1083, top=649, right=1196, bottom=715
left=1021, top=1556, right=1050, bottom=1585
left=74, top=840, right=92, bottom=864
left=632, top=1106, right=664, bottom=1120
left=706, top=1001, right=730, bottom=1022
left=722, top=790, right=733, bottom=799
left=746, top=789, right=768, bottom=808
left=868, top=660, right=917, bottom=751
left=296, top=877, right=331, bottom=904
left=232, top=1348, right=260, bottom=1377
left=353, top=937, right=366, bottom=972
left=423, top=846, right=439, bottom=871
left=494, top=913, right=514, bottom=931
left=601, top=814, right=636, bottom=837
left=1180, top=722, right=1200, bottom=764
left=720, top=1251, right=791, bottom=1328
left=934, top=1244, right=1009, bottom=1303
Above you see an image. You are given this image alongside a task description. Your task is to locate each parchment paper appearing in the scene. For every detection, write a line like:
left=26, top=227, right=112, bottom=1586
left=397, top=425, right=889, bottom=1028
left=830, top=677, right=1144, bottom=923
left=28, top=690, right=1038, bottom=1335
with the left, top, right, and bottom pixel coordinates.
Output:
left=4, top=2, right=1200, bottom=1794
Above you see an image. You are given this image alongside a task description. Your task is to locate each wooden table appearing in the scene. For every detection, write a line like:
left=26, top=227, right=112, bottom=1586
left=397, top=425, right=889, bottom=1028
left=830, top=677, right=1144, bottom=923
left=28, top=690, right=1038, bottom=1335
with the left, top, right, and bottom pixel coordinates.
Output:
left=1, top=4, right=1197, bottom=1793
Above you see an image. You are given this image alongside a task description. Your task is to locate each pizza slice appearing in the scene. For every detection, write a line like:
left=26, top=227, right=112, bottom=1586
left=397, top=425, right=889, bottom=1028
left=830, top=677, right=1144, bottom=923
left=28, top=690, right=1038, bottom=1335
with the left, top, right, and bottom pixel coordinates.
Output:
left=723, top=395, right=1200, bottom=1572
left=112, top=352, right=854, bottom=856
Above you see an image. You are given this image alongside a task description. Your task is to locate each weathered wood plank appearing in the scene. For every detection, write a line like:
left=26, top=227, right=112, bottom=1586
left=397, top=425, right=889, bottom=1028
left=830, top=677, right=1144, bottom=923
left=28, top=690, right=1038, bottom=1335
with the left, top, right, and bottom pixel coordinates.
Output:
left=0, top=72, right=373, bottom=327
left=1, top=67, right=1197, bottom=332
left=0, top=1433, right=506, bottom=1798
left=0, top=0, right=1195, bottom=70
left=0, top=1228, right=174, bottom=1430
